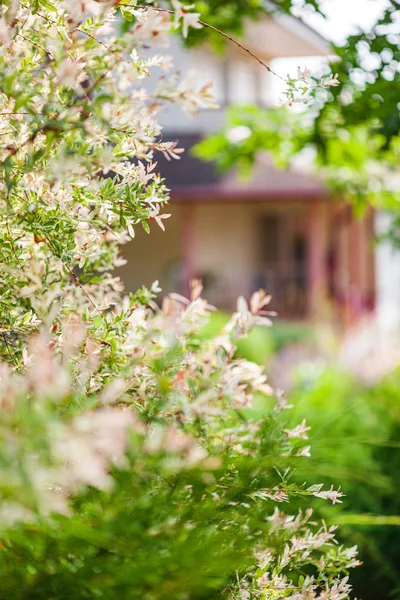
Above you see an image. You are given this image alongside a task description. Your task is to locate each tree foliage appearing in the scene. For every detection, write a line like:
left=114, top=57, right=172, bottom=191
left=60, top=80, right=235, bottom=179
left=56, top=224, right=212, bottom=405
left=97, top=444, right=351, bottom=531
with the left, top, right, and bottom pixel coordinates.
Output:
left=195, top=0, right=400, bottom=243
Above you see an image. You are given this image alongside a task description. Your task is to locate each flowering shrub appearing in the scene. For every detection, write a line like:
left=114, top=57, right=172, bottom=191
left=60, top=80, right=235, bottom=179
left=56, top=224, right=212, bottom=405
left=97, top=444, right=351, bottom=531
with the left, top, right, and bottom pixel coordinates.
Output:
left=0, top=1, right=357, bottom=598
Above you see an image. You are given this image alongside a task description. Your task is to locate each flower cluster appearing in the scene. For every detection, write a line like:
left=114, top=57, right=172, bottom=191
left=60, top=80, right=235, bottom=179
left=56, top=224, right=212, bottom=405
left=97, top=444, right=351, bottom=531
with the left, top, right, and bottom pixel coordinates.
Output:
left=0, top=285, right=354, bottom=598
left=283, top=67, right=340, bottom=106
left=234, top=507, right=359, bottom=599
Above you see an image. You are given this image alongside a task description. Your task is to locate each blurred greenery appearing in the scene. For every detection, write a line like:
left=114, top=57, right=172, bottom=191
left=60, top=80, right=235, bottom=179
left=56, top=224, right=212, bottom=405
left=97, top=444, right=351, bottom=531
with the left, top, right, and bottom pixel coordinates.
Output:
left=185, top=1, right=400, bottom=596
left=0, top=370, right=334, bottom=600
left=200, top=311, right=315, bottom=364
left=168, top=0, right=400, bottom=593
left=194, top=0, right=400, bottom=244
left=289, top=368, right=400, bottom=600
left=225, top=318, right=400, bottom=600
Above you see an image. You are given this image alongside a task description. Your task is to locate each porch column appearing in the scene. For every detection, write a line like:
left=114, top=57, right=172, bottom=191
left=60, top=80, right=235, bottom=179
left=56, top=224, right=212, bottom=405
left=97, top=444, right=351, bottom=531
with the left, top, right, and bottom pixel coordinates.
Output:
left=352, top=210, right=375, bottom=317
left=366, top=208, right=376, bottom=312
left=181, top=204, right=196, bottom=297
left=358, top=216, right=369, bottom=314
left=307, top=201, right=328, bottom=319
left=348, top=214, right=368, bottom=321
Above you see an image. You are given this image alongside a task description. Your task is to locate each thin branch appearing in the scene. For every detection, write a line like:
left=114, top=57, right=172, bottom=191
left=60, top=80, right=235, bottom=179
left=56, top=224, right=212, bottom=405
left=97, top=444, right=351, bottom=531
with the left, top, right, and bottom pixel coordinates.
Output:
left=5, top=214, right=26, bottom=274
left=119, top=3, right=286, bottom=82
left=197, top=19, right=285, bottom=82
left=41, top=232, right=103, bottom=318
left=11, top=9, right=30, bottom=43
left=28, top=8, right=145, bottom=73
left=0, top=324, right=38, bottom=332
left=77, top=29, right=132, bottom=67
left=8, top=191, right=103, bottom=318
left=84, top=57, right=121, bottom=97
left=0, top=123, right=59, bottom=167
left=1, top=332, right=18, bottom=365
left=16, top=32, right=54, bottom=60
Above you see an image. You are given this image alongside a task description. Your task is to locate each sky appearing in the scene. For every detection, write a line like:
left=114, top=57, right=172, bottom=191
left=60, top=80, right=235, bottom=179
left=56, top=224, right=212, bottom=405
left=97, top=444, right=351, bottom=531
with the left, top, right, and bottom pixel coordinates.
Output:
left=300, top=0, right=389, bottom=44
left=270, top=0, right=389, bottom=99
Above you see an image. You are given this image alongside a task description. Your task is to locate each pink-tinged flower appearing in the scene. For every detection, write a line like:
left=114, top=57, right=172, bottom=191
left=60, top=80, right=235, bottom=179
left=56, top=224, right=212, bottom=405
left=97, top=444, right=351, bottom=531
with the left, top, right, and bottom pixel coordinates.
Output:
left=73, top=408, right=135, bottom=464
left=151, top=280, right=162, bottom=294
left=284, top=419, right=311, bottom=440
left=171, top=75, right=218, bottom=115
left=190, top=279, right=203, bottom=301
left=225, top=293, right=276, bottom=339
left=297, top=66, right=312, bottom=81
left=256, top=572, right=271, bottom=587
left=275, top=389, right=294, bottom=412
left=149, top=206, right=171, bottom=231
left=321, top=73, right=340, bottom=87
left=144, top=425, right=207, bottom=466
left=296, top=445, right=311, bottom=457
left=57, top=58, right=86, bottom=88
left=158, top=140, right=185, bottom=161
left=99, top=378, right=129, bottom=405
left=60, top=0, right=112, bottom=27
left=250, top=289, right=273, bottom=315
left=0, top=18, right=11, bottom=48
left=26, top=335, right=70, bottom=399
left=313, top=485, right=345, bottom=505
left=171, top=0, right=202, bottom=38
left=132, top=8, right=172, bottom=47
left=262, top=488, right=289, bottom=503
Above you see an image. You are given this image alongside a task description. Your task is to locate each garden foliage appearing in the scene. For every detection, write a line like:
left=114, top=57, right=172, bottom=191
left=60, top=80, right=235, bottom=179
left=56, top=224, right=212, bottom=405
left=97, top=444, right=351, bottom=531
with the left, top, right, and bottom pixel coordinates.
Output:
left=287, top=367, right=400, bottom=600
left=0, top=1, right=357, bottom=598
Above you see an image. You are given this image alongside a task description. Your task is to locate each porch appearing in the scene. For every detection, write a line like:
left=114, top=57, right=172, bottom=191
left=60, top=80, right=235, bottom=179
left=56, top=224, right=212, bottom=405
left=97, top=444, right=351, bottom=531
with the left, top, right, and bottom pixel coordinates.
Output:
left=119, top=197, right=375, bottom=324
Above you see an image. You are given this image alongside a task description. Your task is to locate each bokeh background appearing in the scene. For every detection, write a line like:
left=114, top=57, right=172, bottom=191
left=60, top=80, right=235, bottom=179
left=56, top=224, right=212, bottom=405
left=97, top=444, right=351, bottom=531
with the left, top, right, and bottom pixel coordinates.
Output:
left=118, top=1, right=400, bottom=598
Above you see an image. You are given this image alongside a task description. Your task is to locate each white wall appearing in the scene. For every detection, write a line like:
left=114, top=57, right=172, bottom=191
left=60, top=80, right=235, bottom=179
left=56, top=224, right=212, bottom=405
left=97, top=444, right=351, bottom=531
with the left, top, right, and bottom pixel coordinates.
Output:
left=118, top=204, right=184, bottom=295
left=157, top=37, right=227, bottom=134
left=118, top=201, right=258, bottom=306
left=156, top=36, right=277, bottom=135
left=192, top=202, right=257, bottom=305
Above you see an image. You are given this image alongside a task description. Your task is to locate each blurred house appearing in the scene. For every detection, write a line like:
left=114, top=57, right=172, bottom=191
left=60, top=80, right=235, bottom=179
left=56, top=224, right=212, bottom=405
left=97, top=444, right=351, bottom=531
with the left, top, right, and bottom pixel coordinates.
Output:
left=119, top=14, right=375, bottom=322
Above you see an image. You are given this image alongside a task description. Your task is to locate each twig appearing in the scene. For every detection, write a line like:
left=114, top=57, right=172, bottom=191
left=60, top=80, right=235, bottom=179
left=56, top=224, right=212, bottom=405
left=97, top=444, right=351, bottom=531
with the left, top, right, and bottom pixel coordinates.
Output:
left=0, top=324, right=38, bottom=332
left=77, top=29, right=132, bottom=67
left=5, top=214, right=26, bottom=274
left=27, top=8, right=140, bottom=71
left=41, top=232, right=103, bottom=318
left=0, top=123, right=59, bottom=167
left=7, top=190, right=103, bottom=318
left=16, top=32, right=54, bottom=59
left=1, top=332, right=18, bottom=365
left=197, top=19, right=285, bottom=81
left=11, top=9, right=30, bottom=43
left=119, top=3, right=286, bottom=82
left=85, top=57, right=120, bottom=96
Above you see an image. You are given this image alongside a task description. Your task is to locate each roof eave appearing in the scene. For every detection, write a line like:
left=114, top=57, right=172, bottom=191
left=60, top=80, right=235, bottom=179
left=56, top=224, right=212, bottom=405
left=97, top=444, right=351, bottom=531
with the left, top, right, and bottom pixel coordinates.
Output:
left=262, top=0, right=331, bottom=56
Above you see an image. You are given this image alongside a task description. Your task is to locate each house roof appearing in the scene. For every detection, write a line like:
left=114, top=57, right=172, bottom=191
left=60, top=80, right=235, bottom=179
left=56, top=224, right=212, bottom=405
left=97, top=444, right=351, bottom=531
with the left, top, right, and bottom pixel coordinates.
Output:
left=158, top=134, right=328, bottom=203
left=262, top=1, right=330, bottom=56
left=242, top=6, right=330, bottom=60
